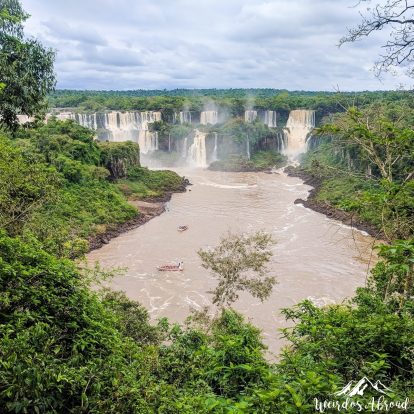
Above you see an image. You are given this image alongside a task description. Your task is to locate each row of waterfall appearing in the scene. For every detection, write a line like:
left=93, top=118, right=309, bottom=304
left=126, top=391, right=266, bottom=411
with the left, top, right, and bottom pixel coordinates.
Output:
left=244, top=110, right=257, bottom=123
left=17, top=108, right=316, bottom=165
left=175, top=110, right=277, bottom=128
left=175, top=115, right=313, bottom=167
left=52, top=111, right=161, bottom=154
left=200, top=111, right=219, bottom=126
left=244, top=110, right=277, bottom=128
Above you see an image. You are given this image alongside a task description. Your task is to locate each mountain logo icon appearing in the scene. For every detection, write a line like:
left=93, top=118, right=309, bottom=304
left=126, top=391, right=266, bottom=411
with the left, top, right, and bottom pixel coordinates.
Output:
left=334, top=377, right=393, bottom=397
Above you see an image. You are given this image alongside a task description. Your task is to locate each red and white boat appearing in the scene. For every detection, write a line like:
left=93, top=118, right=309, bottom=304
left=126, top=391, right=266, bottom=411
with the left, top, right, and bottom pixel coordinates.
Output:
left=157, top=261, right=184, bottom=272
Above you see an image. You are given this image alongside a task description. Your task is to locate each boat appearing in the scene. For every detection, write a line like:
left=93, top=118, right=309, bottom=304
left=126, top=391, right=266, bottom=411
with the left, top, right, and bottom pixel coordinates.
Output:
left=157, top=261, right=184, bottom=272
left=177, top=225, right=189, bottom=232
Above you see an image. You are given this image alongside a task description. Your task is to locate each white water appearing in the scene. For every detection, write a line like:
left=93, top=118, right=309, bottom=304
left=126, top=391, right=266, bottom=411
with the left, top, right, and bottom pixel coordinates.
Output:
left=246, top=136, right=251, bottom=160
left=179, top=111, right=192, bottom=124
left=264, top=110, right=277, bottom=128
left=245, top=110, right=258, bottom=123
left=182, top=137, right=188, bottom=159
left=283, top=110, right=315, bottom=159
left=74, top=113, right=98, bottom=130
left=52, top=111, right=161, bottom=153
left=188, top=129, right=208, bottom=167
left=212, top=132, right=218, bottom=161
left=200, top=111, right=218, bottom=125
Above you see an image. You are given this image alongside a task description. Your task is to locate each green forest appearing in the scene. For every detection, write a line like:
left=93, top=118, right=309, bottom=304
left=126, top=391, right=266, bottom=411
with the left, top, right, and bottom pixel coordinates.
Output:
left=1, top=0, right=414, bottom=413
left=48, top=88, right=413, bottom=121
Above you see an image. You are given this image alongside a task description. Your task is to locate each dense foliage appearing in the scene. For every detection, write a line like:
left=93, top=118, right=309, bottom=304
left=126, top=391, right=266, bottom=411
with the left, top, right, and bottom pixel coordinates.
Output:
left=0, top=0, right=55, bottom=130
left=0, top=101, right=412, bottom=414
left=1, top=1, right=413, bottom=411
left=0, top=120, right=185, bottom=257
left=1, top=231, right=413, bottom=412
left=301, top=104, right=414, bottom=240
left=117, top=167, right=186, bottom=200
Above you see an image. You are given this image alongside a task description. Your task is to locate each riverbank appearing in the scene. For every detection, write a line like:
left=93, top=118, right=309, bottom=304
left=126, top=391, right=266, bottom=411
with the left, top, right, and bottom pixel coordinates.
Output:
left=88, top=180, right=190, bottom=251
left=286, top=166, right=383, bottom=239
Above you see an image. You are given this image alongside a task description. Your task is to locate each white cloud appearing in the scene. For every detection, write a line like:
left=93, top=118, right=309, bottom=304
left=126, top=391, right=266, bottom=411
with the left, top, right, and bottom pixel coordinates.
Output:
left=20, top=0, right=410, bottom=90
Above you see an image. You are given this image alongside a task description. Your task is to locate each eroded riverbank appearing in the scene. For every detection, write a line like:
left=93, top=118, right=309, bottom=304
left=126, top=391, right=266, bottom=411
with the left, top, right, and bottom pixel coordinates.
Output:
left=88, top=179, right=190, bottom=251
left=87, top=169, right=377, bottom=356
left=286, top=167, right=384, bottom=240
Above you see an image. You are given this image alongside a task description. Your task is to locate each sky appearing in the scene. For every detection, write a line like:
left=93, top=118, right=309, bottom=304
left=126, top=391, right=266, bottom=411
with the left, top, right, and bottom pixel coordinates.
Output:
left=20, top=0, right=411, bottom=91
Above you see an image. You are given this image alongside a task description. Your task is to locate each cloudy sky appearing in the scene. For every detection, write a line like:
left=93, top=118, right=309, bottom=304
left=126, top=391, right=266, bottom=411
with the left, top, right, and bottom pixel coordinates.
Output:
left=21, top=0, right=410, bottom=91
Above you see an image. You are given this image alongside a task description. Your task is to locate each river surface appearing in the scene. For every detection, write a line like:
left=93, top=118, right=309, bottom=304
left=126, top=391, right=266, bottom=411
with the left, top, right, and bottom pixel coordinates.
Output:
left=88, top=169, right=375, bottom=356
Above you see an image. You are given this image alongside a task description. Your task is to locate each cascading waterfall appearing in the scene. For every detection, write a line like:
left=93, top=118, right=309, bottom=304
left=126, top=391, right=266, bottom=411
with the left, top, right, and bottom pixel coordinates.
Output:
left=154, top=132, right=159, bottom=150
left=246, top=136, right=251, bottom=160
left=264, top=111, right=277, bottom=128
left=282, top=109, right=315, bottom=159
left=52, top=111, right=161, bottom=153
left=39, top=108, right=318, bottom=163
left=188, top=129, right=207, bottom=167
left=278, top=131, right=287, bottom=152
left=212, top=132, right=218, bottom=161
left=245, top=110, right=257, bottom=123
left=54, top=112, right=73, bottom=121
left=182, top=137, right=188, bottom=158
left=200, top=111, right=218, bottom=125
left=179, top=111, right=192, bottom=124
left=74, top=113, right=97, bottom=129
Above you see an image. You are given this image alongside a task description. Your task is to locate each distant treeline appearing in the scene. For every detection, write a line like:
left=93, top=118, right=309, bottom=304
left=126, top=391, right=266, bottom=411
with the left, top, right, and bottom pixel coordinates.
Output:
left=49, top=89, right=414, bottom=119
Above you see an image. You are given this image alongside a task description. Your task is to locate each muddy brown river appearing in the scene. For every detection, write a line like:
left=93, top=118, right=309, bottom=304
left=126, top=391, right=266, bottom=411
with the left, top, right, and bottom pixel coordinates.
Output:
left=88, top=169, right=375, bottom=356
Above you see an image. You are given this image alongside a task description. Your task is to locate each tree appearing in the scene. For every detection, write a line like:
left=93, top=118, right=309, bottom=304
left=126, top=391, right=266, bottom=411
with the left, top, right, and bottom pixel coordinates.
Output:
left=319, top=105, right=414, bottom=184
left=340, top=0, right=414, bottom=77
left=0, top=0, right=55, bottom=130
left=198, top=231, right=276, bottom=307
left=99, top=141, right=140, bottom=179
left=318, top=104, right=414, bottom=239
left=0, top=136, right=59, bottom=236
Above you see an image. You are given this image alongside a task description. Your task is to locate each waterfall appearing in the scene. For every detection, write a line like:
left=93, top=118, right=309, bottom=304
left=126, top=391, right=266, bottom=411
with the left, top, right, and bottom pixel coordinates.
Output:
left=54, top=112, right=73, bottom=121
left=200, top=111, right=218, bottom=125
left=182, top=137, right=188, bottom=158
left=246, top=136, right=251, bottom=160
left=188, top=129, right=207, bottom=167
left=138, top=131, right=158, bottom=154
left=278, top=131, right=287, bottom=152
left=245, top=110, right=257, bottom=123
left=74, top=113, right=97, bottom=129
left=179, top=111, right=192, bottom=124
left=264, top=111, right=277, bottom=128
left=282, top=109, right=315, bottom=159
left=51, top=111, right=161, bottom=153
left=155, top=131, right=159, bottom=150
left=212, top=132, right=218, bottom=161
